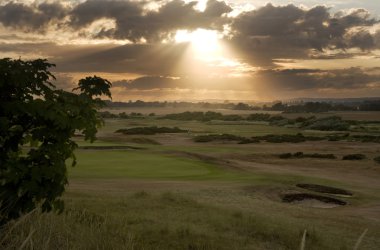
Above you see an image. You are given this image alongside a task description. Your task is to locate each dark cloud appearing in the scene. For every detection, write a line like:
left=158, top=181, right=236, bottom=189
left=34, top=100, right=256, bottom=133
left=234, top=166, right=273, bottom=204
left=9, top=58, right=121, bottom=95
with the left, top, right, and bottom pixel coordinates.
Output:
left=228, top=4, right=379, bottom=66
left=53, top=43, right=190, bottom=75
left=0, top=2, right=67, bottom=32
left=0, top=0, right=231, bottom=42
left=0, top=41, right=191, bottom=75
left=113, top=75, right=253, bottom=91
left=254, top=67, right=380, bottom=91
left=110, top=67, right=380, bottom=94
left=70, top=0, right=232, bottom=42
left=113, top=76, right=184, bottom=90
left=347, top=30, right=375, bottom=50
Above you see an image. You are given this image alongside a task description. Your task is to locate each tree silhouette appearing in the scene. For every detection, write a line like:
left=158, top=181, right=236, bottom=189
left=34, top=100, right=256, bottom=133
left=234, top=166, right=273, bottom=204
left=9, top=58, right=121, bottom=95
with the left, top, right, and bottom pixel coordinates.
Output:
left=0, top=58, right=111, bottom=224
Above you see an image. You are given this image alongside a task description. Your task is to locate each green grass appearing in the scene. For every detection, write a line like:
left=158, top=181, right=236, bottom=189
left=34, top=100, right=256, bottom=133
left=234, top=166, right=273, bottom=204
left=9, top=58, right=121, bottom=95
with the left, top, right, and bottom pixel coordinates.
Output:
left=70, top=150, right=230, bottom=180
left=98, top=118, right=301, bottom=137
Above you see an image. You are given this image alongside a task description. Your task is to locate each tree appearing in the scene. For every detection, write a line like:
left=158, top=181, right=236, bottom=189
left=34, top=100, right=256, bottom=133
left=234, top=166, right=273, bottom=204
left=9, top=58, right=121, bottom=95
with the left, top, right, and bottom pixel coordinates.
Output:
left=0, top=58, right=111, bottom=224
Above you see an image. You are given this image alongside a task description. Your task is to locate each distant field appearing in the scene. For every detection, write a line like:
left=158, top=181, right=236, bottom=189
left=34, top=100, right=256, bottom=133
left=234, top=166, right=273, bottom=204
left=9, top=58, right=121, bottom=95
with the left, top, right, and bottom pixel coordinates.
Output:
left=102, top=106, right=281, bottom=115
left=7, top=111, right=380, bottom=249
left=103, top=107, right=380, bottom=121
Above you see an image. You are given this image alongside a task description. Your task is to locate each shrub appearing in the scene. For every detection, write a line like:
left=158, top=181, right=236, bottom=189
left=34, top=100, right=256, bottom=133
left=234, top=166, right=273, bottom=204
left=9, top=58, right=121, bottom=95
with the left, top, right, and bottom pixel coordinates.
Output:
left=351, top=135, right=380, bottom=143
left=252, top=133, right=323, bottom=143
left=294, top=152, right=304, bottom=158
left=279, top=152, right=336, bottom=159
left=193, top=134, right=246, bottom=143
left=115, top=126, right=188, bottom=135
left=303, top=116, right=350, bottom=131
left=342, top=154, right=366, bottom=160
left=279, top=153, right=293, bottom=159
left=246, top=113, right=271, bottom=121
left=373, top=156, right=380, bottom=164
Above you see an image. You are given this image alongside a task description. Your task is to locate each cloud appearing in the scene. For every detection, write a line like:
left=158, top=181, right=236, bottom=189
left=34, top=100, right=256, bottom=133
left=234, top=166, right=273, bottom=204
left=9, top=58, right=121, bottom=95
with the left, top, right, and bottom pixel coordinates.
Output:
left=70, top=0, right=232, bottom=42
left=113, top=76, right=184, bottom=90
left=0, top=2, right=67, bottom=32
left=227, top=4, right=379, bottom=66
left=113, top=74, right=253, bottom=91
left=0, top=0, right=232, bottom=42
left=53, top=43, right=190, bottom=75
left=254, top=67, right=380, bottom=91
left=1, top=1, right=380, bottom=100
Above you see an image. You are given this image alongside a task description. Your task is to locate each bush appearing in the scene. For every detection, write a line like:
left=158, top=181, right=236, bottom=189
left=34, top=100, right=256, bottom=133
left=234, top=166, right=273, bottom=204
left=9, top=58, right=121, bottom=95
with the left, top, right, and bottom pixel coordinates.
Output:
left=279, top=153, right=293, bottom=159
left=342, top=154, right=366, bottom=160
left=303, top=116, right=350, bottom=131
left=115, top=126, right=188, bottom=135
left=351, top=135, right=380, bottom=143
left=374, top=156, right=380, bottom=164
left=193, top=134, right=246, bottom=143
left=246, top=113, right=271, bottom=121
left=279, top=152, right=336, bottom=159
left=252, top=133, right=323, bottom=143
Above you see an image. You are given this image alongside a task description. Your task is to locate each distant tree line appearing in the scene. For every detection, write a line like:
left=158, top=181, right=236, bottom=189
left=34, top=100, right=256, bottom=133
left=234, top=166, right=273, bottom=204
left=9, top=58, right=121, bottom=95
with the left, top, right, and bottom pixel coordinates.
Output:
left=264, top=101, right=380, bottom=112
left=105, top=100, right=380, bottom=112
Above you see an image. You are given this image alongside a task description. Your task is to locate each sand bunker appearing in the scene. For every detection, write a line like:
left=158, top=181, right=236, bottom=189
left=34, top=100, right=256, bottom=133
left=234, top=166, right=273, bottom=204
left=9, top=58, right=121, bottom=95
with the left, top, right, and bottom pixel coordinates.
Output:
left=282, top=193, right=347, bottom=208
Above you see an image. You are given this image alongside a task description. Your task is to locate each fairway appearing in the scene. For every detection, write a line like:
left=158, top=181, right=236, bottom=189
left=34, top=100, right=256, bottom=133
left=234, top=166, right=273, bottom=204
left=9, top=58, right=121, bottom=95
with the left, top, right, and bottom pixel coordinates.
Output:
left=70, top=150, right=228, bottom=179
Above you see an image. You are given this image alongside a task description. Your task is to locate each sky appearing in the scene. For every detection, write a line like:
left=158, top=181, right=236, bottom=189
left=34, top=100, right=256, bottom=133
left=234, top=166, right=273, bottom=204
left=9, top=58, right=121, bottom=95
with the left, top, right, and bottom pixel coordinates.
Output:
left=1, top=0, right=380, bottom=101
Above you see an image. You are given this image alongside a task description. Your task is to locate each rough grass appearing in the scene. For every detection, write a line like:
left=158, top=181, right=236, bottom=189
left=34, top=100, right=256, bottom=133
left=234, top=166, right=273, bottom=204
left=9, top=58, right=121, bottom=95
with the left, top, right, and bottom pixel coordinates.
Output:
left=6, top=113, right=380, bottom=249
left=1, top=191, right=370, bottom=250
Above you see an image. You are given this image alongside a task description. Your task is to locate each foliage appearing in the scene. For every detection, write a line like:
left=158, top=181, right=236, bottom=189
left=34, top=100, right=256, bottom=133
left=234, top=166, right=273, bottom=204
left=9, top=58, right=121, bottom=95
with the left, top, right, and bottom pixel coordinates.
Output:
left=193, top=134, right=246, bottom=143
left=374, top=156, right=380, bottom=164
left=161, top=111, right=226, bottom=121
left=342, top=154, right=366, bottom=160
left=302, top=116, right=350, bottom=131
left=115, top=126, right=187, bottom=135
left=0, top=58, right=111, bottom=224
left=279, top=152, right=336, bottom=159
left=252, top=133, right=323, bottom=143
left=351, top=135, right=380, bottom=143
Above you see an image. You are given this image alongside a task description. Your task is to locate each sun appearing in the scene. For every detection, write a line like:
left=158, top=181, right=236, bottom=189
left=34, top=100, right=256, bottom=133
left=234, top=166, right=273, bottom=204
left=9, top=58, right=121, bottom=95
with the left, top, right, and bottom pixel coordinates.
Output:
left=174, top=29, right=220, bottom=53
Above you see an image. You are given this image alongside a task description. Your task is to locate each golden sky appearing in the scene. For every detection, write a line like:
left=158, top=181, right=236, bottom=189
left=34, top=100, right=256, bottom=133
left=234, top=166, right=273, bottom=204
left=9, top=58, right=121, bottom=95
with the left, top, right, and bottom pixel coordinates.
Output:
left=1, top=0, right=380, bottom=101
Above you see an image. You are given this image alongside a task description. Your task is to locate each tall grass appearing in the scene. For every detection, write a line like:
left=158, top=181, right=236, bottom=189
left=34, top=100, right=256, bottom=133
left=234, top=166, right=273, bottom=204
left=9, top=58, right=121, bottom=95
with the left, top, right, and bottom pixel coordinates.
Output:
left=0, top=191, right=374, bottom=250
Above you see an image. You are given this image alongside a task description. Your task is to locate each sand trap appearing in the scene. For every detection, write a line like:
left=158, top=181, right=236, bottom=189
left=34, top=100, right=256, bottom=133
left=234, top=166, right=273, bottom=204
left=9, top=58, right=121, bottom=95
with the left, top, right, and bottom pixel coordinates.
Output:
left=282, top=193, right=347, bottom=208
